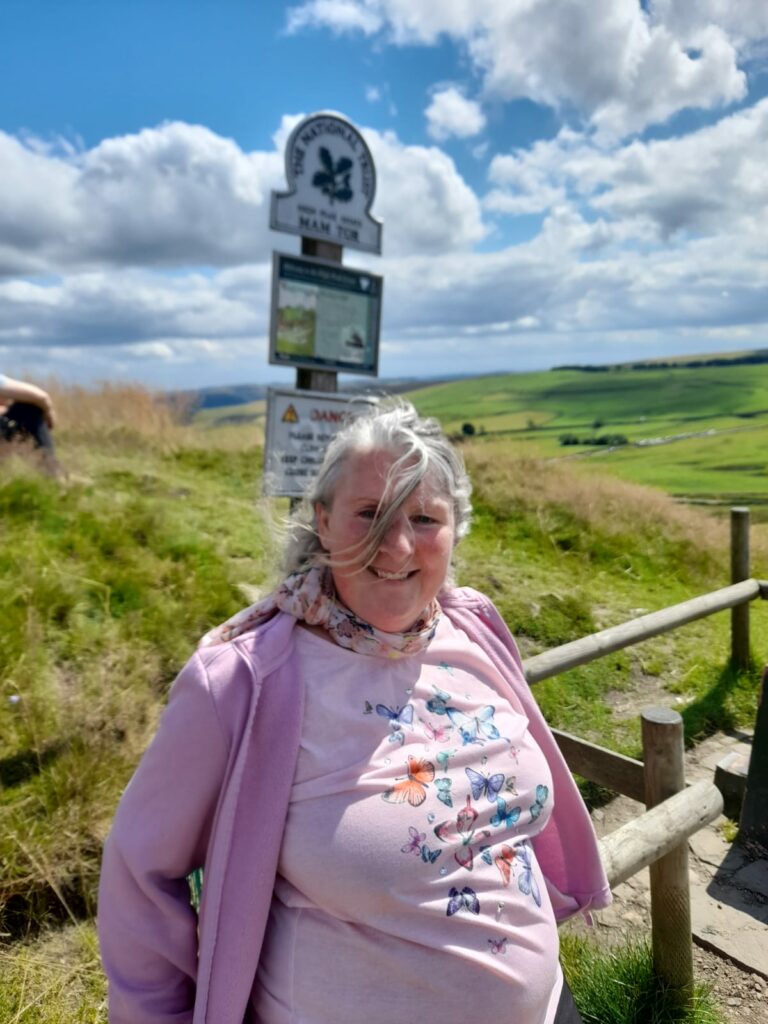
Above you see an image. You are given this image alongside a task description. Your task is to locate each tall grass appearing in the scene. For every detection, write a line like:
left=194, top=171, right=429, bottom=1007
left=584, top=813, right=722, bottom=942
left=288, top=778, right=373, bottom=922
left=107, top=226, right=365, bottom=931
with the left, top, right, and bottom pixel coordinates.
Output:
left=561, top=934, right=722, bottom=1024
left=46, top=380, right=190, bottom=453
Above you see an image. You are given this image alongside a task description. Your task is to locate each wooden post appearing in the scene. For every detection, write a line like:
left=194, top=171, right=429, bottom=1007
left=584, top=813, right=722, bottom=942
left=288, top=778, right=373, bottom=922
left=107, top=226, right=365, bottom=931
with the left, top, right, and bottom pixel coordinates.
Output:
left=731, top=507, right=750, bottom=669
left=738, top=666, right=768, bottom=854
left=641, top=707, right=693, bottom=1000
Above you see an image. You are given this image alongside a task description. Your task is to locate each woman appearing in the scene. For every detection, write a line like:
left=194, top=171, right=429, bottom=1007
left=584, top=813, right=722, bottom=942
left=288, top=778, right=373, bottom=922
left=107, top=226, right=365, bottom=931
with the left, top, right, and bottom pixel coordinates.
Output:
left=98, top=402, right=610, bottom=1024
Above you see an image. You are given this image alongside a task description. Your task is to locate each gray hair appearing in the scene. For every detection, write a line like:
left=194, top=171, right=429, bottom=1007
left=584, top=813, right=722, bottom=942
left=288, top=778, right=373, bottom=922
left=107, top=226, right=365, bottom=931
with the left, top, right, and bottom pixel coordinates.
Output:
left=282, top=400, right=472, bottom=575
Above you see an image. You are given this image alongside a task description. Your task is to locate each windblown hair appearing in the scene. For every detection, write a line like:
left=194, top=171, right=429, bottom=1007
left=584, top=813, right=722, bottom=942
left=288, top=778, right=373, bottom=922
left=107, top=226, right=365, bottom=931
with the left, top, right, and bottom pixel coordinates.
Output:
left=282, top=401, right=472, bottom=576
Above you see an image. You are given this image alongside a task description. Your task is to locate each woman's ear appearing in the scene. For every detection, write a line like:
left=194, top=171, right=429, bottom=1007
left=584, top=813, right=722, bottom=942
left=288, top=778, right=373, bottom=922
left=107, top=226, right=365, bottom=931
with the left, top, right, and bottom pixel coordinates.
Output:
left=315, top=502, right=330, bottom=550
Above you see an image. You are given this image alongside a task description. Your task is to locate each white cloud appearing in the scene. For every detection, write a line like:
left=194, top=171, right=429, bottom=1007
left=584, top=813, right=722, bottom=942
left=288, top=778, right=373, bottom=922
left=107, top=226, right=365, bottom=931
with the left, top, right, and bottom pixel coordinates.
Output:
left=364, top=128, right=487, bottom=254
left=286, top=0, right=383, bottom=35
left=286, top=0, right=754, bottom=137
left=425, top=86, right=486, bottom=141
left=365, top=85, right=381, bottom=102
left=485, top=99, right=768, bottom=245
left=0, top=119, right=486, bottom=278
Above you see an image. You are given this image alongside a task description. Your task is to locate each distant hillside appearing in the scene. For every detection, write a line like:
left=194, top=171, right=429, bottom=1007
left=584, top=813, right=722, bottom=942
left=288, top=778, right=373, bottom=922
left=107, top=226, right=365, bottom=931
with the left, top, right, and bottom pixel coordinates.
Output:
left=178, top=374, right=460, bottom=418
left=555, top=348, right=768, bottom=373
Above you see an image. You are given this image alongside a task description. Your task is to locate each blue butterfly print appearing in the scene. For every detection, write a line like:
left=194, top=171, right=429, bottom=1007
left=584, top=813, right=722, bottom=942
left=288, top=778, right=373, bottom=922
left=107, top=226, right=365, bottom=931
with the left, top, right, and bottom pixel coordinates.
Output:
left=465, top=766, right=505, bottom=803
left=446, top=706, right=500, bottom=746
left=436, top=748, right=457, bottom=771
left=420, top=843, right=442, bottom=864
left=426, top=686, right=451, bottom=716
left=490, top=797, right=522, bottom=829
left=517, top=842, right=541, bottom=907
left=435, top=777, right=453, bottom=807
left=446, top=886, right=480, bottom=917
left=480, top=845, right=493, bottom=866
left=376, top=703, right=414, bottom=727
left=530, top=784, right=549, bottom=821
left=377, top=703, right=414, bottom=744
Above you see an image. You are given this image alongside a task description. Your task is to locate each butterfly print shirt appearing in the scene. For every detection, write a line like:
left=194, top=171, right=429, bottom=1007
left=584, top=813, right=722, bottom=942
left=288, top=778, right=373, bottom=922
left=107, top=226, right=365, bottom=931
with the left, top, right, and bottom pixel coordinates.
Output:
left=252, top=616, right=563, bottom=1024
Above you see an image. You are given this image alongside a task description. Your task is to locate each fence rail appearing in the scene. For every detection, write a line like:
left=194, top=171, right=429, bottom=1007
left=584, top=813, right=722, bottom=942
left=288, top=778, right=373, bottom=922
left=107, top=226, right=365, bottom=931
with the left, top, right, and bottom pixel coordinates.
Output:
left=523, top=578, right=765, bottom=683
left=520, top=509, right=766, bottom=999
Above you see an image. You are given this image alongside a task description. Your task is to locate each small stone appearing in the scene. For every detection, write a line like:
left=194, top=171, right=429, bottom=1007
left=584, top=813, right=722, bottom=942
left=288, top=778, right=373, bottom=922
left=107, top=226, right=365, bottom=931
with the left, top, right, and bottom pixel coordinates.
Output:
left=727, top=997, right=742, bottom=1007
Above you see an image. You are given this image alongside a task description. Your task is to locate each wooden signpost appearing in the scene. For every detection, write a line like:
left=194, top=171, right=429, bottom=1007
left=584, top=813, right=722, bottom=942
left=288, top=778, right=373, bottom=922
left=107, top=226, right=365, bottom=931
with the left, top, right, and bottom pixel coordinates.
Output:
left=266, top=112, right=383, bottom=496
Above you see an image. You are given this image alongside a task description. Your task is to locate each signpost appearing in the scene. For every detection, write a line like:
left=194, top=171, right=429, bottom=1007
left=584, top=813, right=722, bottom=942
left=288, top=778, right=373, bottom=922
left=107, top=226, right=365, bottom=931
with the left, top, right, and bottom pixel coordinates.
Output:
left=269, top=253, right=382, bottom=377
left=267, top=111, right=383, bottom=498
left=264, top=389, right=378, bottom=497
left=271, top=112, right=382, bottom=255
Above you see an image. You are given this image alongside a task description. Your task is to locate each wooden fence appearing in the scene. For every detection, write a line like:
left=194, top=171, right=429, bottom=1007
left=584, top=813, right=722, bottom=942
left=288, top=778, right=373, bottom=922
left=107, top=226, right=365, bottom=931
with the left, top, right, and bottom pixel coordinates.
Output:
left=522, top=507, right=766, bottom=998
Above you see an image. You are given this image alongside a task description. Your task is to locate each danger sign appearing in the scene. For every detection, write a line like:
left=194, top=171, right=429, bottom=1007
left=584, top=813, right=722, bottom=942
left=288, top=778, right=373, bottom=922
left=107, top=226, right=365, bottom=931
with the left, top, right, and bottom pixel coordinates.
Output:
left=264, top=388, right=378, bottom=497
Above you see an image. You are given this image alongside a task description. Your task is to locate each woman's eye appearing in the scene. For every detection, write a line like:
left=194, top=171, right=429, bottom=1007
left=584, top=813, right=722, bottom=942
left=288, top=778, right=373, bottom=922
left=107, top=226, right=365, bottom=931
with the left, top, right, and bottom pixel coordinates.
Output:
left=412, top=514, right=435, bottom=525
left=358, top=508, right=377, bottom=520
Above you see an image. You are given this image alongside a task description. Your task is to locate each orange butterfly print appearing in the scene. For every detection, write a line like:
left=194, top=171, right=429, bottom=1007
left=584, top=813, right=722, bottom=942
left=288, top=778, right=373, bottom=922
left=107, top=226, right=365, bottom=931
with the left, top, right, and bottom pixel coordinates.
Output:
left=494, top=844, right=517, bottom=886
left=383, top=755, right=435, bottom=807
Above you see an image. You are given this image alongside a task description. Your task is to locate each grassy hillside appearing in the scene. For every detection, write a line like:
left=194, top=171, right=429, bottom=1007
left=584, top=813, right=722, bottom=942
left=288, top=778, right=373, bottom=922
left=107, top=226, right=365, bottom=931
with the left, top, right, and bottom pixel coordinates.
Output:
left=408, top=365, right=768, bottom=513
left=1, top=383, right=766, bottom=1019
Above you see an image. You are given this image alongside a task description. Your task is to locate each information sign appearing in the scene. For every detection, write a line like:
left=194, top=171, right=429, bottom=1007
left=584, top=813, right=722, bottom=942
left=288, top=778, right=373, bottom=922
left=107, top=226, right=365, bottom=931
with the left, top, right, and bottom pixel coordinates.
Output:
left=264, top=389, right=378, bottom=497
left=269, top=252, right=382, bottom=376
left=270, top=111, right=383, bottom=254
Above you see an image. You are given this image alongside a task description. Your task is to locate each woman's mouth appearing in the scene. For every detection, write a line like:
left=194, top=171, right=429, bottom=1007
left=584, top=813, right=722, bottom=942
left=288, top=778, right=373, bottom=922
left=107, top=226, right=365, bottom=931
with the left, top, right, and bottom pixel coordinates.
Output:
left=370, top=567, right=414, bottom=581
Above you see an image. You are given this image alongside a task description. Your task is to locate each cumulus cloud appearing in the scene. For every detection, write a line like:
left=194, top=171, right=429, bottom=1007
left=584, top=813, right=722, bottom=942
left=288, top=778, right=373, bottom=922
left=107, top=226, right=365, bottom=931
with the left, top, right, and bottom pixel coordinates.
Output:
left=286, top=0, right=753, bottom=137
left=0, top=119, right=486, bottom=277
left=485, top=98, right=768, bottom=244
left=425, top=86, right=486, bottom=141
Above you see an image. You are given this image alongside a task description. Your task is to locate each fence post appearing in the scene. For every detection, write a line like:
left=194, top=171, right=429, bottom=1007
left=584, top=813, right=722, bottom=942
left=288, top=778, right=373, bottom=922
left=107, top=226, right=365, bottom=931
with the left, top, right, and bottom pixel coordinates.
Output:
left=641, top=707, right=693, bottom=1000
left=731, top=507, right=750, bottom=670
left=738, top=665, right=768, bottom=854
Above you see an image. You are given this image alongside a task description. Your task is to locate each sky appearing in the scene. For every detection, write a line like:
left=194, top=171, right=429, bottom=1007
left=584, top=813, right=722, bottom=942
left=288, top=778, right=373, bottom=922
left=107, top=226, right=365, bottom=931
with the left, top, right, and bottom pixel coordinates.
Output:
left=1, top=1, right=768, bottom=391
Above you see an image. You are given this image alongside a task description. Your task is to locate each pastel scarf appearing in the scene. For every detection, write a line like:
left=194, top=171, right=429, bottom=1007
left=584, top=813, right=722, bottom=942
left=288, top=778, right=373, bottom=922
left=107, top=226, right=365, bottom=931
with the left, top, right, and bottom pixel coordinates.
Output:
left=200, top=566, right=440, bottom=659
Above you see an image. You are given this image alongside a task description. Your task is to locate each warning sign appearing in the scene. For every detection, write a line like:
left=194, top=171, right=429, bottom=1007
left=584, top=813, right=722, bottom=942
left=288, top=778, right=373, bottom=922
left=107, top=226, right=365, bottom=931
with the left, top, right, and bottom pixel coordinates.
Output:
left=264, top=388, right=378, bottom=497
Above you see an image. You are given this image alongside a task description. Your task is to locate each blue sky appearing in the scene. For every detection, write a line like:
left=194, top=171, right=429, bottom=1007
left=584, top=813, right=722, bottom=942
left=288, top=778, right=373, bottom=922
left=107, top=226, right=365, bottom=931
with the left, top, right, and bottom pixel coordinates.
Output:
left=1, top=1, right=768, bottom=389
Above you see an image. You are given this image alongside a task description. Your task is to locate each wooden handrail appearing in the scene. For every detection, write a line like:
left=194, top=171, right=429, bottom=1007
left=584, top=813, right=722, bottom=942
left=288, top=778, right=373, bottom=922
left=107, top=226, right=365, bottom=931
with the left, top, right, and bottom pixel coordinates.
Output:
left=524, top=579, right=765, bottom=683
left=599, top=779, right=723, bottom=887
left=552, top=728, right=645, bottom=801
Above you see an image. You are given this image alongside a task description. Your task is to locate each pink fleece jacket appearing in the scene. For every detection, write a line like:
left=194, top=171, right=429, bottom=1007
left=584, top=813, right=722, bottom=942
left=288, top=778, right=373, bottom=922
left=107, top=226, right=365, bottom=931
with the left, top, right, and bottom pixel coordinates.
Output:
left=97, top=587, right=611, bottom=1024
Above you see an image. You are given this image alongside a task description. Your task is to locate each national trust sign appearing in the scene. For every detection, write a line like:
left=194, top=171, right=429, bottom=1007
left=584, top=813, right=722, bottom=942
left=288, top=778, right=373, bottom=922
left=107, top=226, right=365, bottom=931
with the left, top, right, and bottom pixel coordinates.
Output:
left=270, top=111, right=383, bottom=255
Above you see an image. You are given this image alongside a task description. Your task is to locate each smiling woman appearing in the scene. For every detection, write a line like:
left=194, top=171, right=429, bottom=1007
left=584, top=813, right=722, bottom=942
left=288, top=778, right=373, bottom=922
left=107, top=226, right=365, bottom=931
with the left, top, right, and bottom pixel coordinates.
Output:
left=97, top=401, right=610, bottom=1024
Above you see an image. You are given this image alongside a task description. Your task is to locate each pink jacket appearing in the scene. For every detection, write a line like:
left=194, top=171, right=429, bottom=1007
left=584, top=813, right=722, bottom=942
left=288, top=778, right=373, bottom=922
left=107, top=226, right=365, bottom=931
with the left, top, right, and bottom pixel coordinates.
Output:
left=98, top=587, right=611, bottom=1024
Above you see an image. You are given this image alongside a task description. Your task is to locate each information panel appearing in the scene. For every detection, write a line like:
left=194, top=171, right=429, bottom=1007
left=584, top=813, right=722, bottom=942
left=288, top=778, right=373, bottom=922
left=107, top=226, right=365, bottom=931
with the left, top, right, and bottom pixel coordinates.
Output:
left=269, top=253, right=382, bottom=376
left=264, top=388, right=378, bottom=497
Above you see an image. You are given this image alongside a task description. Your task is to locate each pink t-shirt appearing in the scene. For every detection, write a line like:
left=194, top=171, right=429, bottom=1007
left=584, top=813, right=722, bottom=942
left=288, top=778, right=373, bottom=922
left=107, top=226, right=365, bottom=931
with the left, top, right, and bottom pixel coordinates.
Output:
left=252, top=615, right=562, bottom=1024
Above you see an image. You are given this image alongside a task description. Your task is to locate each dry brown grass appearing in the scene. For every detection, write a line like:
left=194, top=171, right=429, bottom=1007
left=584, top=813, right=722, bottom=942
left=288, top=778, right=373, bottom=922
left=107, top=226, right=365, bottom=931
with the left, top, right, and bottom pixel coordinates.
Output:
left=465, top=440, right=740, bottom=562
left=45, top=380, right=191, bottom=453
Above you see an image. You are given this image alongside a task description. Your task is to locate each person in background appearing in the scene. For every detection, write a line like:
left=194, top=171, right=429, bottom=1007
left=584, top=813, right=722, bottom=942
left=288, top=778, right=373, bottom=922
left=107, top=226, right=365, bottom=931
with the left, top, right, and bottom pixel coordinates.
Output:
left=98, top=401, right=611, bottom=1024
left=0, top=373, right=62, bottom=476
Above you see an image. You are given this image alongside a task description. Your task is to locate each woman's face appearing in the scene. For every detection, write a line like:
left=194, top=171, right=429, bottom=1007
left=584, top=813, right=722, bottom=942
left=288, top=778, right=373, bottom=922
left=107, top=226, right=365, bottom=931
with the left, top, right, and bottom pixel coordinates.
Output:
left=316, top=449, right=455, bottom=632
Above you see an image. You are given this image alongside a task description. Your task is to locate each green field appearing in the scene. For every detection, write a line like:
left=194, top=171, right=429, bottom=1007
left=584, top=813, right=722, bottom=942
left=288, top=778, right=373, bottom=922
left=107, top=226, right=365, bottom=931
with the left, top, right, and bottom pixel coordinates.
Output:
left=408, top=364, right=768, bottom=513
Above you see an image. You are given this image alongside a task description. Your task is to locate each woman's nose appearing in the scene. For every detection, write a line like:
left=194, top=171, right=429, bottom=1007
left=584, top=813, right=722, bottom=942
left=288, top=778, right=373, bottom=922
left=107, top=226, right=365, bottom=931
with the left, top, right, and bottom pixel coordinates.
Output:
left=379, top=515, right=415, bottom=561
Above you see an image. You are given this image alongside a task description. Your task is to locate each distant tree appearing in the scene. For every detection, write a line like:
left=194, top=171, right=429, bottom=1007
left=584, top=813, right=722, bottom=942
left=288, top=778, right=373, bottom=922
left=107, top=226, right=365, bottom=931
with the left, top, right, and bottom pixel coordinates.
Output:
left=461, top=422, right=476, bottom=437
left=558, top=433, right=580, bottom=446
left=592, top=417, right=604, bottom=430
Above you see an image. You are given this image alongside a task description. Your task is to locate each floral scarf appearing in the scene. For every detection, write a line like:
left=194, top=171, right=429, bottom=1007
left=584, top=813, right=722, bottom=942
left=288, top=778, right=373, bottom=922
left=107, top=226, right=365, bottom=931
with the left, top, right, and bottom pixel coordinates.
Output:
left=200, top=566, right=440, bottom=659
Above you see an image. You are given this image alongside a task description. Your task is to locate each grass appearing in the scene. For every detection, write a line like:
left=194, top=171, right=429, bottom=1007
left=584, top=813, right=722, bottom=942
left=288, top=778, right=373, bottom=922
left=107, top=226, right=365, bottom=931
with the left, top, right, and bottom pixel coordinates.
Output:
left=0, top=925, right=106, bottom=1023
left=561, top=934, right=723, bottom=1024
left=1, top=378, right=766, bottom=1019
